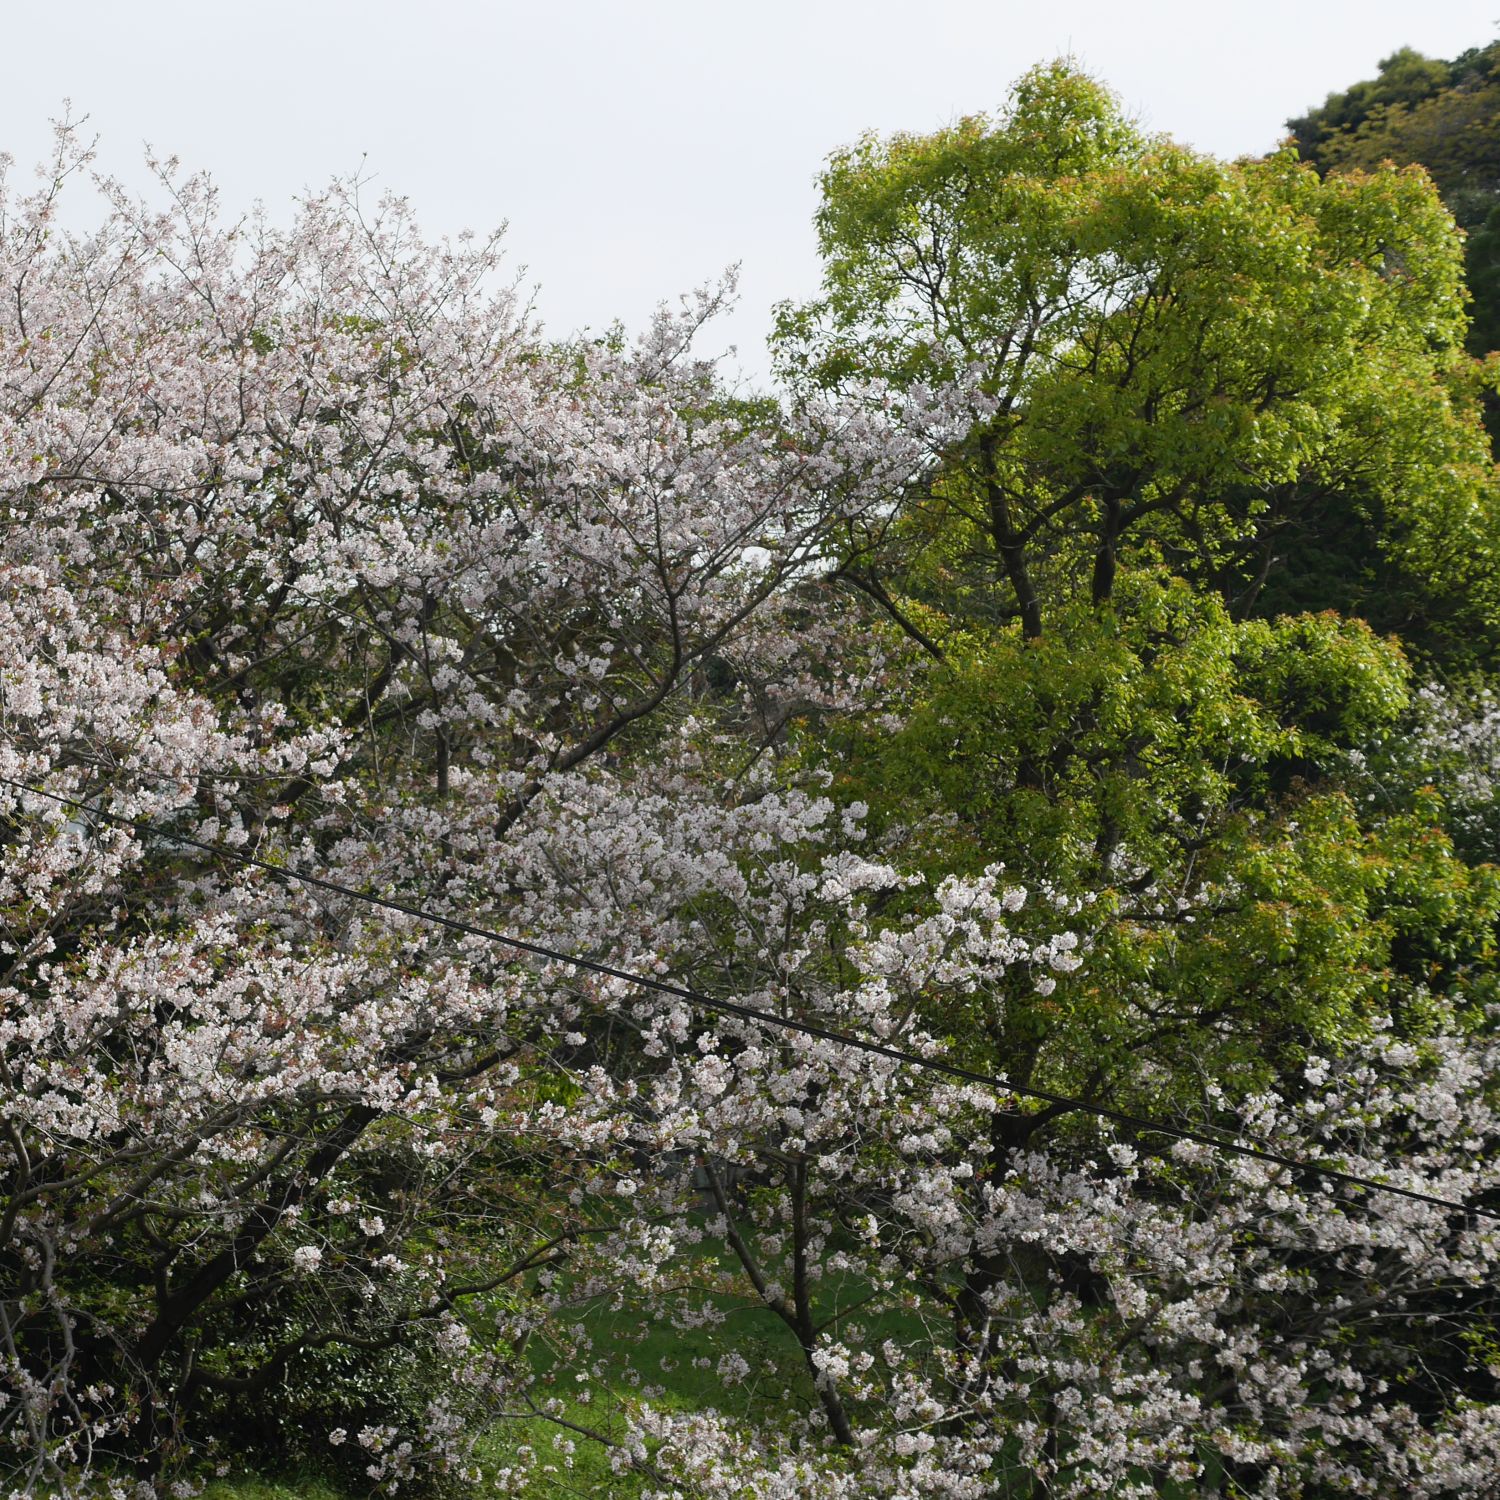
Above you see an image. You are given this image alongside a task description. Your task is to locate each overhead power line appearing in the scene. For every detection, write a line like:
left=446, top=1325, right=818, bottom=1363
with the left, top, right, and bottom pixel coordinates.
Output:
left=2, top=775, right=1496, bottom=1223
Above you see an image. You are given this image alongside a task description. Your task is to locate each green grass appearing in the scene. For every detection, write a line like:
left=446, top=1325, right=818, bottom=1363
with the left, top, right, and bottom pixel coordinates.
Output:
left=477, top=1237, right=826, bottom=1495
left=192, top=1230, right=927, bottom=1497
left=200, top=1480, right=345, bottom=1500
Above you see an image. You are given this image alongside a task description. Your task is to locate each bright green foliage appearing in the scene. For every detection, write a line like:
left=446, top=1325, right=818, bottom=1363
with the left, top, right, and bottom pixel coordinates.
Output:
left=815, top=570, right=1498, bottom=1112
left=776, top=62, right=1500, bottom=663
left=774, top=61, right=1500, bottom=1124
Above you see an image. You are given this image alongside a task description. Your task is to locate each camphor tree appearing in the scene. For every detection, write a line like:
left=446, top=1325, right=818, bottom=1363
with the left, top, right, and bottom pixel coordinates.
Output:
left=1, top=78, right=1499, bottom=1500
left=761, top=56, right=1500, bottom=1133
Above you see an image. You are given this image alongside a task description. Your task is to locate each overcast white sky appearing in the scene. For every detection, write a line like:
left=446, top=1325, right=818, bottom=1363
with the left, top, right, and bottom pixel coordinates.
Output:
left=6, top=1, right=1495, bottom=382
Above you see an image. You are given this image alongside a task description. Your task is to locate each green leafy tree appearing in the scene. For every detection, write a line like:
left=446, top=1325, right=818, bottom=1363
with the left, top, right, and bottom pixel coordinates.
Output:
left=776, top=61, right=1500, bottom=665
left=776, top=63, right=1500, bottom=1125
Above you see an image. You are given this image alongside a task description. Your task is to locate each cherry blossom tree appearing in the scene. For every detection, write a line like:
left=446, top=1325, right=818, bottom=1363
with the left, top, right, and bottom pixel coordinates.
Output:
left=0, top=126, right=921, bottom=1490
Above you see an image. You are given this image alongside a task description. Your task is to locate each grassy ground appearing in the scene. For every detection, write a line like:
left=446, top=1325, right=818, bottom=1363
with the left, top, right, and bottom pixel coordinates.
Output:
left=201, top=1301, right=795, bottom=1498
left=202, top=1482, right=346, bottom=1500
left=473, top=1239, right=827, bottom=1495
left=201, top=1232, right=920, bottom=1497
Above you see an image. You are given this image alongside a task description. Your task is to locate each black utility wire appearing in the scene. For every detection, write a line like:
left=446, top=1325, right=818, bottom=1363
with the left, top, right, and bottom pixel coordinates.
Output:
left=4, top=775, right=1497, bottom=1223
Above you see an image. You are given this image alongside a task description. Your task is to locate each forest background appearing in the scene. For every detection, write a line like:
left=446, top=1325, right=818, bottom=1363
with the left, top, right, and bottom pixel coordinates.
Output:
left=6, top=15, right=1500, bottom=1500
